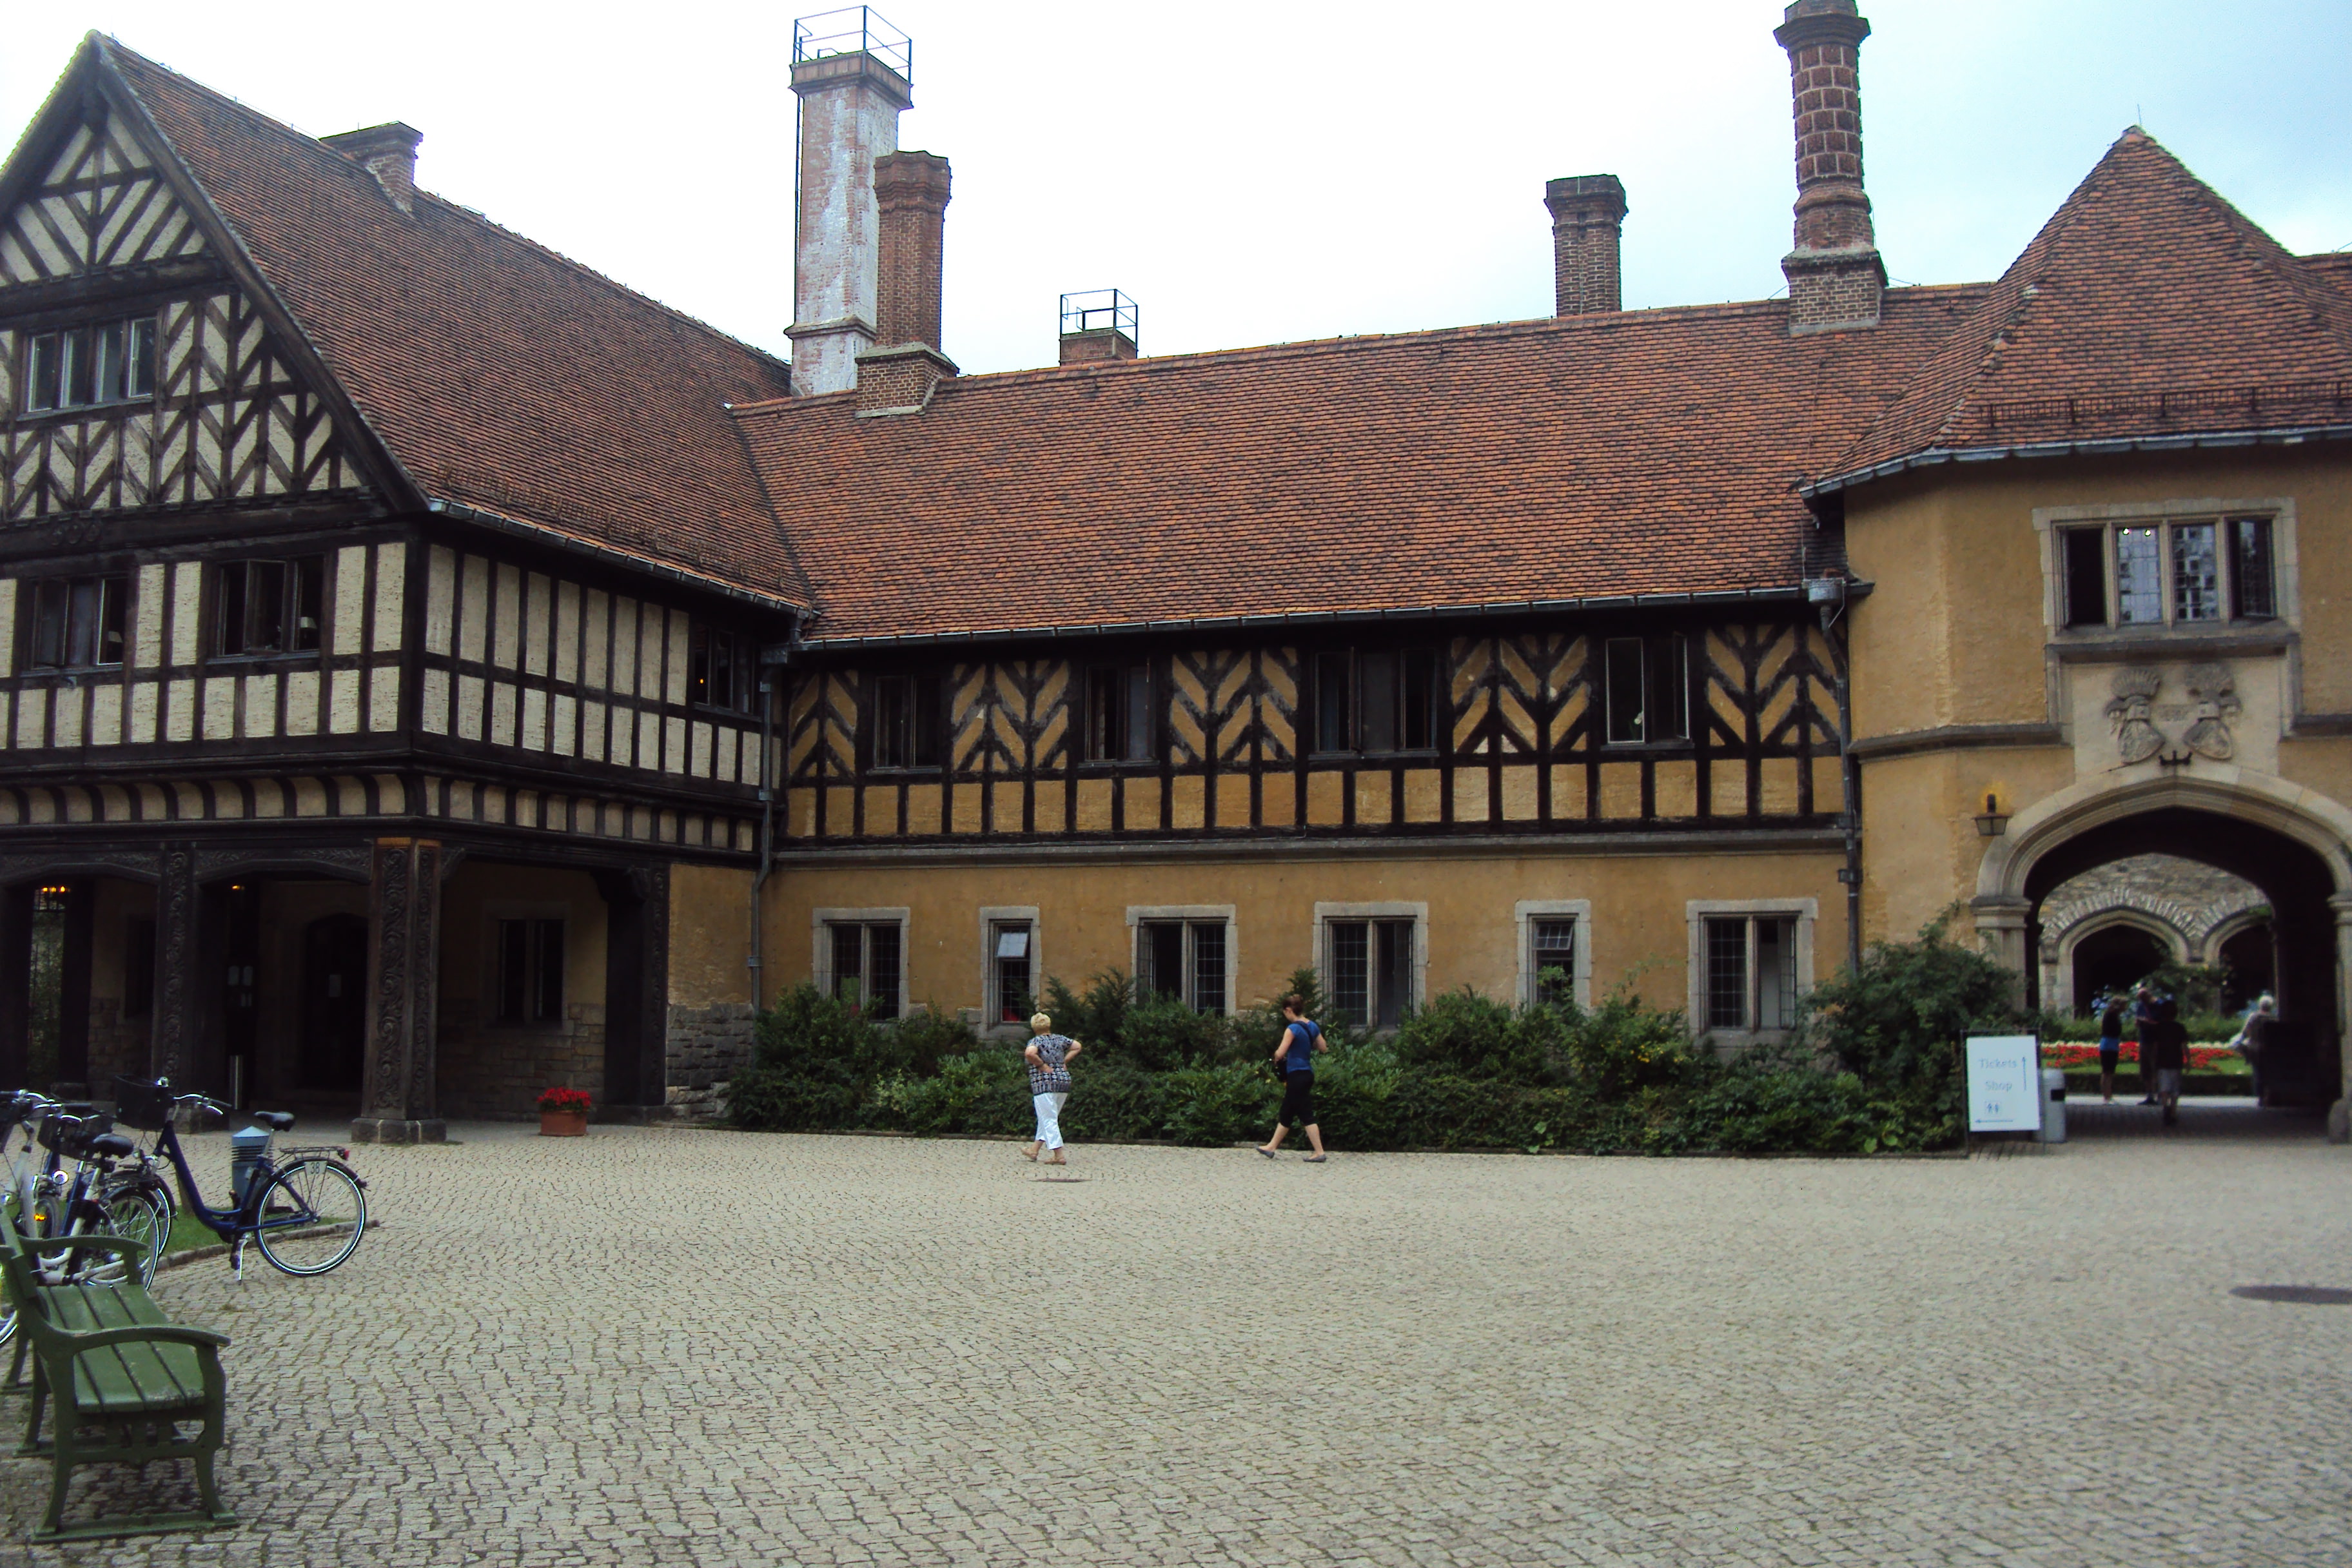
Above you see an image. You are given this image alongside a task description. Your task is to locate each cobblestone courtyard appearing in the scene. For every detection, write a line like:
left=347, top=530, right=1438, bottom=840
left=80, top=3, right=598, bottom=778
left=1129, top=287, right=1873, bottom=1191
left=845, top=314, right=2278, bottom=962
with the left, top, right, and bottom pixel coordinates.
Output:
left=2, top=1118, right=2346, bottom=1567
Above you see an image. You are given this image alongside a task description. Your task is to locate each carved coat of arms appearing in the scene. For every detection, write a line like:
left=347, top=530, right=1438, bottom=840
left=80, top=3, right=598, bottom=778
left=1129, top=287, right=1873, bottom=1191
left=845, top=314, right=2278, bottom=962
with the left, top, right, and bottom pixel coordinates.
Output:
left=2104, top=663, right=2239, bottom=765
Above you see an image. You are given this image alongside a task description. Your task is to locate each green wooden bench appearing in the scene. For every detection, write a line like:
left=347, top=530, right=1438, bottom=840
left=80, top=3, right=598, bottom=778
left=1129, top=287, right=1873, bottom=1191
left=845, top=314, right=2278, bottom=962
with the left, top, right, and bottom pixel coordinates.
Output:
left=0, top=1226, right=235, bottom=1542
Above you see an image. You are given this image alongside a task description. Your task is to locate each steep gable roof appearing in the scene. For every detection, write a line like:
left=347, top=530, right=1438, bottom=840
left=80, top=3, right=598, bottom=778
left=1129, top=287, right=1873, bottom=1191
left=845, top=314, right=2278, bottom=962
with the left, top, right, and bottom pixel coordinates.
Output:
left=80, top=37, right=805, bottom=607
left=1826, top=130, right=2352, bottom=487
left=733, top=287, right=1981, bottom=645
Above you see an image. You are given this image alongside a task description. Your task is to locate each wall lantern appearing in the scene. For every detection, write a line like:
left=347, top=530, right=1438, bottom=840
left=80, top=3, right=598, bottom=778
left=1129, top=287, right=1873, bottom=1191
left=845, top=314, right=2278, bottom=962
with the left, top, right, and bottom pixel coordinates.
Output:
left=1973, top=791, right=2010, bottom=838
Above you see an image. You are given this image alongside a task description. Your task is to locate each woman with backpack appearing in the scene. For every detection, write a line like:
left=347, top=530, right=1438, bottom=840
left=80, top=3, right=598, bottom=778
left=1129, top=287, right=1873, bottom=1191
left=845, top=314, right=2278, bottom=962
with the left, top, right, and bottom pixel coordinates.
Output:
left=1257, top=994, right=1330, bottom=1162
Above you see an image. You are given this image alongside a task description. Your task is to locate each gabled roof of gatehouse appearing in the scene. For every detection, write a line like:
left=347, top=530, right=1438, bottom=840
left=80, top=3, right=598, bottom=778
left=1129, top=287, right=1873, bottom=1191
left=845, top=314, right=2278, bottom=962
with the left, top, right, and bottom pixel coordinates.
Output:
left=1821, top=130, right=2352, bottom=490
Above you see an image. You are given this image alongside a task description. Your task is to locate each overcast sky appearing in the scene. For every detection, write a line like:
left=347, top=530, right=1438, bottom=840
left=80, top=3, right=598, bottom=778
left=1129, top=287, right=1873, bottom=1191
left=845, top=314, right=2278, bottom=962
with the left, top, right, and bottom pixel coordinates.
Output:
left=8, top=2, right=2349, bottom=378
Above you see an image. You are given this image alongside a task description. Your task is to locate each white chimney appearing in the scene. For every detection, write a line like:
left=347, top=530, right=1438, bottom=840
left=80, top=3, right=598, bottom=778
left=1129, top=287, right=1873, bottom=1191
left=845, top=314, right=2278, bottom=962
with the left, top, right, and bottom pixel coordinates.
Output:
left=787, top=11, right=914, bottom=396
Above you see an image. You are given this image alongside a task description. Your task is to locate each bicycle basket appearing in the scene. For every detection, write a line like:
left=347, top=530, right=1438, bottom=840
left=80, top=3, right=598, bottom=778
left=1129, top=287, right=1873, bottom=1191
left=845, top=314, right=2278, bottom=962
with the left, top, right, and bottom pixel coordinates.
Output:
left=112, top=1075, right=176, bottom=1133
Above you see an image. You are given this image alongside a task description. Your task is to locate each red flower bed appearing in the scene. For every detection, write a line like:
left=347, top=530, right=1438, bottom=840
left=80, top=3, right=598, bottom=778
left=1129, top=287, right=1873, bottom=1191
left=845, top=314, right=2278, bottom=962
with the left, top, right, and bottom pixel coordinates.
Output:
left=536, top=1086, right=594, bottom=1115
left=2043, top=1042, right=2235, bottom=1069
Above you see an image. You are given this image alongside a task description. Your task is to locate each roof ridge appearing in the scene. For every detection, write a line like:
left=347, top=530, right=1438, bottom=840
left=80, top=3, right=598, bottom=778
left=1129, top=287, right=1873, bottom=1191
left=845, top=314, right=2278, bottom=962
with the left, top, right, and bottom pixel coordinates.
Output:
left=95, top=35, right=789, bottom=377
left=729, top=284, right=1993, bottom=420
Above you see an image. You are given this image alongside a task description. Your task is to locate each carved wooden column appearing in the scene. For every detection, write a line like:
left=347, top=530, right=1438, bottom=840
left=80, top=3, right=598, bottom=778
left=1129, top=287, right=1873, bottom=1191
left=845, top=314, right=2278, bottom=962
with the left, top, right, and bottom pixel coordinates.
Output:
left=353, top=838, right=447, bottom=1144
left=594, top=865, right=671, bottom=1118
left=55, top=879, right=94, bottom=1095
left=150, top=844, right=202, bottom=1084
left=0, top=881, right=30, bottom=1090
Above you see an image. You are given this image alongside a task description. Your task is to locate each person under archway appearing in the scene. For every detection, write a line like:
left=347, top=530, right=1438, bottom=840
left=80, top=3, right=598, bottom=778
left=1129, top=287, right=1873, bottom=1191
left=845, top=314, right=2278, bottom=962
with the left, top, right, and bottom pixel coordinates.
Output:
left=2144, top=997, right=2189, bottom=1126
left=2230, top=994, right=2276, bottom=1106
left=2096, top=992, right=2126, bottom=1104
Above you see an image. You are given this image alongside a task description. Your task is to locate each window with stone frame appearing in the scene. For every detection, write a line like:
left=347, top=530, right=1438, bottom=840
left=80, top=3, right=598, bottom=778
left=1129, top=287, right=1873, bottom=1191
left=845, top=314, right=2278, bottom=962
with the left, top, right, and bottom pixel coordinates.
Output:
left=1135, top=918, right=1228, bottom=1014
left=990, top=919, right=1034, bottom=1026
left=1703, top=914, right=1798, bottom=1032
left=2059, top=516, right=2277, bottom=630
left=826, top=920, right=903, bottom=1019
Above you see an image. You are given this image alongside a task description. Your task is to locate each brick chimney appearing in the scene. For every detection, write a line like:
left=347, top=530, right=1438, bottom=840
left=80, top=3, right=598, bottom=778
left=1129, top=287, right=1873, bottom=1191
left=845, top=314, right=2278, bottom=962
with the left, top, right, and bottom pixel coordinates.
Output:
left=322, top=122, right=422, bottom=214
left=1775, top=0, right=1884, bottom=332
left=1543, top=175, right=1627, bottom=316
left=873, top=151, right=950, bottom=350
left=1057, top=289, right=1139, bottom=365
left=788, top=36, right=913, bottom=395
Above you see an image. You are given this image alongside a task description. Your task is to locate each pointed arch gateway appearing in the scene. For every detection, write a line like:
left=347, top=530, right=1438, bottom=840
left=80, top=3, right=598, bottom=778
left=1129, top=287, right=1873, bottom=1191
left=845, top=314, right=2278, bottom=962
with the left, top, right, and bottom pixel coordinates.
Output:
left=1972, top=771, right=2352, bottom=1128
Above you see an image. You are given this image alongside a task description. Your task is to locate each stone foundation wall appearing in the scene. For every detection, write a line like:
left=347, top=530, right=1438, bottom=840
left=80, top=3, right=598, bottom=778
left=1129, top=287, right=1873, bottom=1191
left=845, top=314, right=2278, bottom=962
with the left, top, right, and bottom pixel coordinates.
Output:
left=665, top=1001, right=757, bottom=1121
left=436, top=998, right=607, bottom=1119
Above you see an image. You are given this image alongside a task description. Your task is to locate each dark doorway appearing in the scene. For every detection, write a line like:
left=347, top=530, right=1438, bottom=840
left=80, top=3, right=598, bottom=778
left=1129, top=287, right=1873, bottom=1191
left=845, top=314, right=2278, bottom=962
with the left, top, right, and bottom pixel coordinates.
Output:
left=300, top=914, right=368, bottom=1092
left=2219, top=923, right=2276, bottom=1012
left=222, top=883, right=261, bottom=1101
left=2072, top=925, right=2170, bottom=1015
left=2025, top=807, right=2338, bottom=1108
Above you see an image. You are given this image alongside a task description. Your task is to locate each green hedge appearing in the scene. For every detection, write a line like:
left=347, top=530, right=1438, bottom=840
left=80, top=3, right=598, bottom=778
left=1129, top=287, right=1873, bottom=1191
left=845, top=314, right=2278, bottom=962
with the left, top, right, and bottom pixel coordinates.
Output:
left=722, top=923, right=2012, bottom=1156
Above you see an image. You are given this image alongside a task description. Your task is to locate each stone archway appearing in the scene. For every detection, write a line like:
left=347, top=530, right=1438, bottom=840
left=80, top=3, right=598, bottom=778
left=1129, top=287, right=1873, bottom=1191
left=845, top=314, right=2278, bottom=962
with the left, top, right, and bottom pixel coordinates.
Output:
left=2056, top=911, right=2184, bottom=1016
left=1972, top=770, right=2352, bottom=1134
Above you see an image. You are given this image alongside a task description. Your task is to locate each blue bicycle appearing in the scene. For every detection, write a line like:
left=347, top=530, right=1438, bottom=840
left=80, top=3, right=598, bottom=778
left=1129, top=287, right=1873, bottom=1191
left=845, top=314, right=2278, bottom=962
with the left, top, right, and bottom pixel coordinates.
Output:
left=110, top=1077, right=368, bottom=1277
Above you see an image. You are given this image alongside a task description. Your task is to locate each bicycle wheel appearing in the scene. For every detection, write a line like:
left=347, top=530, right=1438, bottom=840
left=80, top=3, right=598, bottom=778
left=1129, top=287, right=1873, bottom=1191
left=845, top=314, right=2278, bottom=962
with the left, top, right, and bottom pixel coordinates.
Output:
left=97, top=1182, right=170, bottom=1285
left=250, top=1158, right=366, bottom=1276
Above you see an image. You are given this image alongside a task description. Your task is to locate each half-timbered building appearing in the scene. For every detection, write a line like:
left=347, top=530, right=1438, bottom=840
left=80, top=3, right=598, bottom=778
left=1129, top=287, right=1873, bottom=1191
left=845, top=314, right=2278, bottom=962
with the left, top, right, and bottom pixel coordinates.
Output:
left=5, top=3, right=2351, bottom=1139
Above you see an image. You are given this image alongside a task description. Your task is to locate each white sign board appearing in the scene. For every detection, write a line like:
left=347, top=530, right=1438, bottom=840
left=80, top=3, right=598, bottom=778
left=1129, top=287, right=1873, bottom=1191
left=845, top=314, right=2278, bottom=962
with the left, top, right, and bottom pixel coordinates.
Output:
left=1966, top=1035, right=2043, bottom=1133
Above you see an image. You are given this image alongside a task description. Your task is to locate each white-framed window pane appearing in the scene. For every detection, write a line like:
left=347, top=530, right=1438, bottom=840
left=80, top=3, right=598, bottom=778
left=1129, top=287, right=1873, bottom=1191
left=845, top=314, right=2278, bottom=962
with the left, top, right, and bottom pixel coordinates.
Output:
left=866, top=924, right=901, bottom=1019
left=1329, top=920, right=1369, bottom=1024
left=1190, top=921, right=1226, bottom=1014
left=27, top=332, right=63, bottom=411
left=830, top=923, right=866, bottom=1007
left=1373, top=919, right=1412, bottom=1029
left=1756, top=917, right=1798, bottom=1030
left=1137, top=921, right=1182, bottom=999
left=1531, top=917, right=1576, bottom=1006
left=2115, top=527, right=2163, bottom=624
left=992, top=921, right=1032, bottom=1023
left=126, top=317, right=157, bottom=397
left=1705, top=917, right=1747, bottom=1029
left=1604, top=638, right=1645, bottom=742
left=2171, top=522, right=2220, bottom=622
left=2230, top=518, right=2275, bottom=619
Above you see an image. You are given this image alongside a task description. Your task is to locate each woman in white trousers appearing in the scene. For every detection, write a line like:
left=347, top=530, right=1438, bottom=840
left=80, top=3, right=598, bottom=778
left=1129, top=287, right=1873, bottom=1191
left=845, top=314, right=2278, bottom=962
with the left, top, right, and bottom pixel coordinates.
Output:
left=1022, top=1012, right=1083, bottom=1165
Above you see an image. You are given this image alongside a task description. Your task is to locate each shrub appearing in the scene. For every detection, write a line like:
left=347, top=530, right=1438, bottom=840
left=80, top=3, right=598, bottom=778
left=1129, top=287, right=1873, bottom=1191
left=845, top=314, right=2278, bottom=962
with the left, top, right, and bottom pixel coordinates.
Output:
left=1800, top=907, right=2028, bottom=1104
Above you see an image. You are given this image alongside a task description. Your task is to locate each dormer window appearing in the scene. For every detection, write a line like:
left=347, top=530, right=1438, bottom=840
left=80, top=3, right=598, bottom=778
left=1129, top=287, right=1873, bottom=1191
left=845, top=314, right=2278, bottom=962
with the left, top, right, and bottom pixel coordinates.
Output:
left=23, top=316, right=157, bottom=413
left=2061, top=516, right=2275, bottom=629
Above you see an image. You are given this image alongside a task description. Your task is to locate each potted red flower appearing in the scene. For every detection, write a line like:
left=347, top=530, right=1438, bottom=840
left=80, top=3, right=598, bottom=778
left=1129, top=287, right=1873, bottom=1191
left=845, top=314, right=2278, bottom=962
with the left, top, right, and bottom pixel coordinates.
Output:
left=537, top=1086, right=593, bottom=1137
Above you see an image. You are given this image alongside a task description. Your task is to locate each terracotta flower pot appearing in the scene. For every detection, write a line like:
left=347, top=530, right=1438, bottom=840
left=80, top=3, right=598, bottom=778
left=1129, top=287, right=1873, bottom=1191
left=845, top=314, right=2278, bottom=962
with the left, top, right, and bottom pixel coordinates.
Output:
left=539, top=1110, right=589, bottom=1137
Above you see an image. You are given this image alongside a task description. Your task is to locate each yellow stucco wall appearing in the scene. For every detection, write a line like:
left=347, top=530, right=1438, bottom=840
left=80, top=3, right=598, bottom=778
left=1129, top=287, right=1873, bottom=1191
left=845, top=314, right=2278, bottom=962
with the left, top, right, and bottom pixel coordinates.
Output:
left=1847, top=447, right=2351, bottom=738
left=1845, top=446, right=2352, bottom=946
left=670, top=862, right=754, bottom=1008
left=760, top=848, right=1847, bottom=1026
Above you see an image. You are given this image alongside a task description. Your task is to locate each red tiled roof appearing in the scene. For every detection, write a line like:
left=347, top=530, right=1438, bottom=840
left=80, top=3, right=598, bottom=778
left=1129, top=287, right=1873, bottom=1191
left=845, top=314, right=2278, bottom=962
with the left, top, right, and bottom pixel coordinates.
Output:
left=1828, top=131, right=2352, bottom=483
left=732, top=291, right=1981, bottom=642
left=99, top=40, right=807, bottom=607
left=2306, top=251, right=2352, bottom=304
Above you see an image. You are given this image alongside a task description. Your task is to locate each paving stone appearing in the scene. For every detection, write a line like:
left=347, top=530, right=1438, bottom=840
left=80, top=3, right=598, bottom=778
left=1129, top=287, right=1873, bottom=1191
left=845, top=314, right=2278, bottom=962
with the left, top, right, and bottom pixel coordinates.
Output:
left=0, top=1122, right=2343, bottom=1563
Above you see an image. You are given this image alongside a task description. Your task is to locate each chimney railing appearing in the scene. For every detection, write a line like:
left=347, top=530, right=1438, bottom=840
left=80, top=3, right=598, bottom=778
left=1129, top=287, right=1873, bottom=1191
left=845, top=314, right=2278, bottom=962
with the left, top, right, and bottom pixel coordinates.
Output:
left=794, top=6, right=913, bottom=78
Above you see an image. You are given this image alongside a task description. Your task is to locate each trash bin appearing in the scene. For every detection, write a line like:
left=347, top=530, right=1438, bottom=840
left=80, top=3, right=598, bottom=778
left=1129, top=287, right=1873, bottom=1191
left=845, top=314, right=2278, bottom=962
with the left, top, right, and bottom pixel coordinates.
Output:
left=230, top=1123, right=275, bottom=1205
left=2038, top=1066, right=2068, bottom=1144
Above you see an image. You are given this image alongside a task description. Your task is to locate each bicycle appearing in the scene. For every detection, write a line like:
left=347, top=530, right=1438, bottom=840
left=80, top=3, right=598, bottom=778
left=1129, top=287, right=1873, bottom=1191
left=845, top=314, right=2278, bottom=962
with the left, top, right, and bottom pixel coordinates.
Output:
left=0, top=1093, right=164, bottom=1352
left=109, top=1076, right=369, bottom=1279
